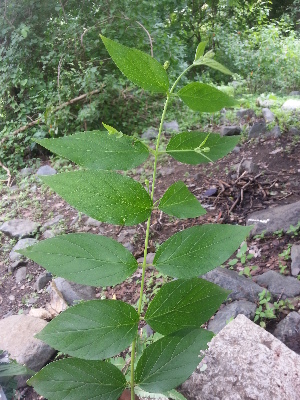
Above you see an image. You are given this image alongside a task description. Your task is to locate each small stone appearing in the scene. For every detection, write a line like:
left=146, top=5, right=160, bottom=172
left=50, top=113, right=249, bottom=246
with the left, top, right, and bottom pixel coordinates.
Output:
left=15, top=267, right=27, bottom=283
left=42, top=214, right=64, bottom=229
left=9, top=238, right=38, bottom=263
left=273, top=311, right=300, bottom=354
left=29, top=308, right=52, bottom=320
left=254, top=270, right=300, bottom=299
left=236, top=108, right=256, bottom=119
left=262, top=108, right=275, bottom=123
left=36, top=165, right=57, bottom=176
left=232, top=146, right=240, bottom=153
left=249, top=121, right=266, bottom=138
left=8, top=260, right=26, bottom=273
left=54, top=277, right=96, bottom=305
left=123, top=242, right=134, bottom=252
left=289, top=126, right=300, bottom=136
left=291, top=245, right=300, bottom=277
left=203, top=187, right=217, bottom=197
left=257, top=98, right=275, bottom=107
left=163, top=120, right=179, bottom=132
left=159, top=167, right=175, bottom=176
left=8, top=295, right=15, bottom=301
left=85, top=217, right=102, bottom=227
left=220, top=125, right=241, bottom=136
left=0, top=219, right=40, bottom=239
left=208, top=300, right=257, bottom=334
left=42, top=230, right=56, bottom=239
left=19, top=167, right=34, bottom=177
left=265, top=125, right=281, bottom=138
left=282, top=99, right=300, bottom=111
left=34, top=272, right=52, bottom=291
left=232, top=159, right=259, bottom=175
left=141, top=127, right=158, bottom=140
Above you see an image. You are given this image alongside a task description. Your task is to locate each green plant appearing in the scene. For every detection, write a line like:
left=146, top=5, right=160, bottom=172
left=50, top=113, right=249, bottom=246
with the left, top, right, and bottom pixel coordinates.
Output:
left=287, top=221, right=300, bottom=236
left=239, top=265, right=258, bottom=277
left=19, top=37, right=251, bottom=400
left=228, top=242, right=254, bottom=267
left=279, top=244, right=292, bottom=261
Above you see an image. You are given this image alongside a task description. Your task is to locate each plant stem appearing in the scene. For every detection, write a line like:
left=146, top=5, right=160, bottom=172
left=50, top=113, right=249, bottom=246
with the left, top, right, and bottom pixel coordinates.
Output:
left=130, top=64, right=193, bottom=400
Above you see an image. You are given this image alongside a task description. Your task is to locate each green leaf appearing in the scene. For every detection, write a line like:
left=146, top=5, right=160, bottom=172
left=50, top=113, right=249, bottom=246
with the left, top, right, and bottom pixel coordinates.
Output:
left=166, top=132, right=240, bottom=164
left=145, top=278, right=229, bottom=335
left=178, top=83, right=236, bottom=112
left=154, top=224, right=252, bottom=278
left=194, top=58, right=233, bottom=75
left=194, top=42, right=207, bottom=61
left=100, top=35, right=169, bottom=93
left=18, top=233, right=138, bottom=287
left=135, top=328, right=213, bottom=393
left=42, top=171, right=152, bottom=226
left=159, top=181, right=206, bottom=219
left=0, top=360, right=34, bottom=378
left=36, top=300, right=139, bottom=360
left=28, top=358, right=126, bottom=400
left=35, top=131, right=149, bottom=171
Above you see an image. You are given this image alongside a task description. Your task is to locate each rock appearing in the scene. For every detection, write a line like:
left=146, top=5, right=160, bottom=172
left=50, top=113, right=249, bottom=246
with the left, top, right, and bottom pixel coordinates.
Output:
left=203, top=187, right=217, bottom=197
left=291, top=245, right=300, bottom=276
left=232, top=146, right=240, bottom=153
left=137, top=253, right=155, bottom=267
left=0, top=219, right=40, bottom=239
left=289, top=126, right=300, bottom=136
left=163, top=120, right=179, bottom=132
left=254, top=271, right=300, bottom=299
left=262, top=108, right=275, bottom=123
left=0, top=387, right=8, bottom=400
left=265, top=125, right=281, bottom=138
left=8, top=260, right=26, bottom=273
left=141, top=127, right=158, bottom=140
left=236, top=108, right=256, bottom=119
left=289, top=91, right=300, bottom=96
left=36, top=165, right=57, bottom=176
left=34, top=272, right=52, bottom=291
left=159, top=167, right=175, bottom=176
left=202, top=267, right=264, bottom=302
left=84, top=217, right=102, bottom=227
left=46, top=281, right=68, bottom=317
left=42, top=230, right=56, bottom=239
left=123, top=242, right=134, bottom=252
left=15, top=267, right=27, bottom=283
left=0, top=314, right=56, bottom=373
left=220, top=125, right=241, bottom=136
left=249, top=121, right=266, bottom=138
left=246, top=201, right=300, bottom=236
left=208, top=300, right=257, bottom=334
left=257, top=98, right=275, bottom=107
left=232, top=159, right=259, bottom=175
left=273, top=311, right=300, bottom=354
left=42, top=214, right=64, bottom=229
left=181, top=314, right=300, bottom=400
left=9, top=238, right=38, bottom=263
left=53, top=277, right=96, bottom=305
left=29, top=308, right=52, bottom=320
left=282, top=99, right=300, bottom=111
left=19, top=167, right=34, bottom=176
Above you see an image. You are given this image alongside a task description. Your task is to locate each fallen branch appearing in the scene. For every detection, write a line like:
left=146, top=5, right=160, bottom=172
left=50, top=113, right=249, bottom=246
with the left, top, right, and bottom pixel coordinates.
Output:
left=2, top=87, right=104, bottom=141
left=0, top=160, right=12, bottom=186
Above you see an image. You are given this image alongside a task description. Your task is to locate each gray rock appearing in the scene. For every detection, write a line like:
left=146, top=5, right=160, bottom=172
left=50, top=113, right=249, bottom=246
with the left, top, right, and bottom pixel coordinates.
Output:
left=220, top=125, right=241, bottom=136
left=42, top=214, right=64, bottom=229
left=15, top=266, right=27, bottom=283
left=85, top=217, right=102, bottom=227
left=232, top=159, right=259, bottom=175
left=159, top=167, right=175, bottom=176
left=208, top=300, right=257, bottom=334
left=262, top=108, right=275, bottom=123
left=289, top=91, right=300, bottom=96
left=265, top=124, right=281, bottom=138
left=282, top=99, right=300, bottom=111
left=0, top=219, right=40, bottom=239
left=249, top=121, right=266, bottom=138
left=42, top=230, right=56, bottom=239
left=141, top=127, right=158, bottom=140
left=289, top=126, right=300, bottom=136
left=246, top=201, right=300, bottom=235
left=36, top=165, right=57, bottom=176
left=291, top=245, right=300, bottom=277
left=232, top=146, right=240, bottom=153
left=8, top=260, right=26, bottom=273
left=123, top=242, right=134, bottom=252
left=257, top=98, right=275, bottom=107
left=273, top=311, right=300, bottom=354
left=34, top=272, right=52, bottom=291
left=19, top=167, right=34, bottom=176
left=202, top=267, right=264, bottom=302
left=254, top=270, right=300, bottom=299
left=54, top=277, right=96, bottom=305
left=9, top=238, right=38, bottom=263
left=181, top=314, right=300, bottom=400
left=236, top=108, right=256, bottom=119
left=0, top=314, right=55, bottom=374
left=163, top=120, right=179, bottom=132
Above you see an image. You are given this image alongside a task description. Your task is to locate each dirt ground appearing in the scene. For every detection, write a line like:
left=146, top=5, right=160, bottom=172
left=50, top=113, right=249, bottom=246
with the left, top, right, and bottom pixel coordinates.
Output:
left=0, top=129, right=300, bottom=399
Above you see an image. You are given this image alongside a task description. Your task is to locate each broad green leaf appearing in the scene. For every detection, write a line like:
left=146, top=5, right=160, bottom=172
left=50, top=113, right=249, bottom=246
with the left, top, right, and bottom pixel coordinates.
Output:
left=18, top=233, right=138, bottom=287
left=194, top=42, right=207, bottom=61
left=100, top=35, right=169, bottom=93
left=159, top=181, right=206, bottom=219
left=154, top=224, right=252, bottom=278
left=166, top=132, right=240, bottom=164
left=196, top=58, right=233, bottom=75
left=28, top=358, right=126, bottom=400
left=145, top=278, right=229, bottom=335
left=42, top=171, right=152, bottom=226
left=0, top=360, right=34, bottom=378
left=36, top=300, right=139, bottom=360
left=35, top=131, right=149, bottom=171
left=135, top=328, right=213, bottom=393
left=178, top=83, right=236, bottom=112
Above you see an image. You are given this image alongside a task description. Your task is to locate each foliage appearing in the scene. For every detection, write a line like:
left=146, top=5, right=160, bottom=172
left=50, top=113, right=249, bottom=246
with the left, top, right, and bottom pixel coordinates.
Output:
left=18, top=38, right=252, bottom=399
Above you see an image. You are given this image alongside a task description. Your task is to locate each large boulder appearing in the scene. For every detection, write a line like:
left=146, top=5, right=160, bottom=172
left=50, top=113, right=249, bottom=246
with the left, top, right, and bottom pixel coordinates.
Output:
left=181, top=314, right=300, bottom=400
